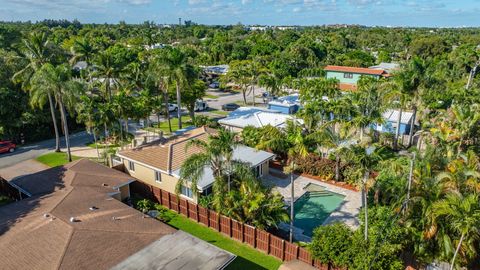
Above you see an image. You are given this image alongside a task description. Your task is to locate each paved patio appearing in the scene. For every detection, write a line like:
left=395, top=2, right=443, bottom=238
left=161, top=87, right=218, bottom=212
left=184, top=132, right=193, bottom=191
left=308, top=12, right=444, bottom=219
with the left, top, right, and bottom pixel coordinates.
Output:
left=263, top=169, right=362, bottom=241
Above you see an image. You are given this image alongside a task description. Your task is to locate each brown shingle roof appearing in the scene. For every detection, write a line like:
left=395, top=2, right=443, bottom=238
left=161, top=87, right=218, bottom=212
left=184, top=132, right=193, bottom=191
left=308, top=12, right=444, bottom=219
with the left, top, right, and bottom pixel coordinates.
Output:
left=0, top=159, right=175, bottom=270
left=118, top=126, right=216, bottom=172
left=324, top=65, right=387, bottom=76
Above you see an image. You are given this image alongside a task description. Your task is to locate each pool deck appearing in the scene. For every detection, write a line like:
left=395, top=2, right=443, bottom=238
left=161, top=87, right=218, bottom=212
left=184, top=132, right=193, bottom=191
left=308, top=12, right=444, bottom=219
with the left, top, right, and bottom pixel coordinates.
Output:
left=263, top=169, right=362, bottom=241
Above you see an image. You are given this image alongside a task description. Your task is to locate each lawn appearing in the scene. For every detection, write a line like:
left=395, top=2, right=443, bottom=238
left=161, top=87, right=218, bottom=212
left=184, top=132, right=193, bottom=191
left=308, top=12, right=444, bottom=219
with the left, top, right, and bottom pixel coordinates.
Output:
left=209, top=109, right=230, bottom=116
left=167, top=213, right=282, bottom=270
left=146, top=116, right=193, bottom=134
left=85, top=142, right=119, bottom=149
left=204, top=94, right=219, bottom=99
left=35, top=152, right=81, bottom=167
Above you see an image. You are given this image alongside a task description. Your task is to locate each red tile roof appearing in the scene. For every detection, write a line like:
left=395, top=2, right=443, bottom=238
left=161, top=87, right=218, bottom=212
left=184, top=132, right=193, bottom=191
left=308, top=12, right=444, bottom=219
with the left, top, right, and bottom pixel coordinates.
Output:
left=324, top=65, right=387, bottom=76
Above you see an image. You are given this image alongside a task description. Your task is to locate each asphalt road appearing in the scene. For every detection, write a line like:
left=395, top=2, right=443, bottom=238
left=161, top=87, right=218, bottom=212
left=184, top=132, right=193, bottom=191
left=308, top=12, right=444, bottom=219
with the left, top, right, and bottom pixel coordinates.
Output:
left=0, top=131, right=93, bottom=169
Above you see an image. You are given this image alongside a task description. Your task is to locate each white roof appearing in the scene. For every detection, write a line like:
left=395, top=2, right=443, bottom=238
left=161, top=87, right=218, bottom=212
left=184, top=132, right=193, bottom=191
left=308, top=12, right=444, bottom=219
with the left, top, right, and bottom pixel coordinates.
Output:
left=268, top=94, right=300, bottom=107
left=219, top=107, right=294, bottom=129
left=172, top=145, right=275, bottom=189
left=383, top=109, right=413, bottom=124
left=369, top=62, right=400, bottom=73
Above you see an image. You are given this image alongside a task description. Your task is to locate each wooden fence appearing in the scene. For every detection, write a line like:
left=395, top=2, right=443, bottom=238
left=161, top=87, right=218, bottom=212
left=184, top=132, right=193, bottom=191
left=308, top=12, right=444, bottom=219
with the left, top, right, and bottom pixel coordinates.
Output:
left=130, top=180, right=343, bottom=270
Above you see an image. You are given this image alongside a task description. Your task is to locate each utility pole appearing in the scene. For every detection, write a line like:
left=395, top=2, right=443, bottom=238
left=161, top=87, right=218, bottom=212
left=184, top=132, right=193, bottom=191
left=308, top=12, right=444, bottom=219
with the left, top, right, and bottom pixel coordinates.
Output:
left=405, top=152, right=415, bottom=214
left=289, top=162, right=295, bottom=243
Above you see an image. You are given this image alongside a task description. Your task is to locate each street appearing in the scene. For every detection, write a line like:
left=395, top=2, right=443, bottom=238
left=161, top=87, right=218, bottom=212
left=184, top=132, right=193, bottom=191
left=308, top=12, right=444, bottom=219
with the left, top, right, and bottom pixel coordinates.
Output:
left=0, top=131, right=93, bottom=169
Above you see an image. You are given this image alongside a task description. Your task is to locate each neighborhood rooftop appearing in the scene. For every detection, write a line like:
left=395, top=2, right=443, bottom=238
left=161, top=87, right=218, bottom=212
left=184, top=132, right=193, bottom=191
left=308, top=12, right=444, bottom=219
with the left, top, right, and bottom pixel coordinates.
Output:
left=0, top=159, right=234, bottom=270
left=324, top=65, right=389, bottom=76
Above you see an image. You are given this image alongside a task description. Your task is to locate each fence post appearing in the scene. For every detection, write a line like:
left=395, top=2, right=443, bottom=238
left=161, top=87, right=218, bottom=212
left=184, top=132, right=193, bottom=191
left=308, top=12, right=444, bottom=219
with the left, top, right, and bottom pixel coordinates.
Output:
left=295, top=245, right=299, bottom=260
left=196, top=204, right=199, bottom=222
left=159, top=188, right=163, bottom=206
left=241, top=223, right=244, bottom=243
left=267, top=233, right=271, bottom=254
left=281, top=240, right=285, bottom=261
left=229, top=218, right=232, bottom=237
left=167, top=192, right=171, bottom=209
left=253, top=227, right=257, bottom=248
left=186, top=201, right=190, bottom=218
left=207, top=208, right=210, bottom=227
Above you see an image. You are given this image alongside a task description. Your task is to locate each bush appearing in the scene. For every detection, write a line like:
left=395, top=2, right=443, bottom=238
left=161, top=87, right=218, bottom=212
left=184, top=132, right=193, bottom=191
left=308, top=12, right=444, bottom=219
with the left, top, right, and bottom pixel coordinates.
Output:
left=136, top=198, right=154, bottom=213
left=293, top=154, right=336, bottom=180
left=309, top=223, right=353, bottom=268
left=198, top=194, right=214, bottom=209
left=154, top=203, right=177, bottom=222
left=193, top=115, right=219, bottom=128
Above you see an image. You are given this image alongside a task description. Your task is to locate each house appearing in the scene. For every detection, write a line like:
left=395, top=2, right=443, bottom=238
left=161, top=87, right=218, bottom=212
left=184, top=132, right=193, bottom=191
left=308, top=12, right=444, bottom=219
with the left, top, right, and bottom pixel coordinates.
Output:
left=369, top=62, right=400, bottom=74
left=373, top=109, right=414, bottom=135
left=0, top=159, right=235, bottom=270
left=324, top=65, right=391, bottom=91
left=267, top=94, right=301, bottom=114
left=219, top=107, right=296, bottom=131
left=117, top=127, right=275, bottom=202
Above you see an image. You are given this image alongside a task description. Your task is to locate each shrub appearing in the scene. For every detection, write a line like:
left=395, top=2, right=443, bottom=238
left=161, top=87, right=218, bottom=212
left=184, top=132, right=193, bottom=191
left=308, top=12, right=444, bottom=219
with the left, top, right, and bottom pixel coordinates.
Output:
left=198, top=194, right=214, bottom=209
left=309, top=223, right=353, bottom=268
left=293, top=154, right=335, bottom=179
left=154, top=203, right=177, bottom=222
left=136, top=198, right=154, bottom=213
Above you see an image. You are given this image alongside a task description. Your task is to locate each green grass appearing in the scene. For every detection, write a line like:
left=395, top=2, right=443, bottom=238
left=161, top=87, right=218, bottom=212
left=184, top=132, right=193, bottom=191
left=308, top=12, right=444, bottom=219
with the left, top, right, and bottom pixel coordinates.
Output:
left=204, top=94, right=219, bottom=99
left=146, top=116, right=193, bottom=134
left=36, top=152, right=81, bottom=167
left=167, top=213, right=281, bottom=270
left=85, top=142, right=120, bottom=149
left=209, top=110, right=230, bottom=116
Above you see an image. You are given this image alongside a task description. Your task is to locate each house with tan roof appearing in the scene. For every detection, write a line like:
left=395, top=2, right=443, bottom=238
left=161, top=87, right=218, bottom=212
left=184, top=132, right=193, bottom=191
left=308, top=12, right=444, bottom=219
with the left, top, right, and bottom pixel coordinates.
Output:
left=324, top=65, right=393, bottom=91
left=117, top=127, right=275, bottom=202
left=0, top=159, right=235, bottom=270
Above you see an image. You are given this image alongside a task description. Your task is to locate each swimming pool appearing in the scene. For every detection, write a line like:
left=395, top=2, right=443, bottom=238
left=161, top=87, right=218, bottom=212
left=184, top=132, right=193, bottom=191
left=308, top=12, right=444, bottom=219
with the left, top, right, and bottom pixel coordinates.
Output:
left=292, top=184, right=345, bottom=237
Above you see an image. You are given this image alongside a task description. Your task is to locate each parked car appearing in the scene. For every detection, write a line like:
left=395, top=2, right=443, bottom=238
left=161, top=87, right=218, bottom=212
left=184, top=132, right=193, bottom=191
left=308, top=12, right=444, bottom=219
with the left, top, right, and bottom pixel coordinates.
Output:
left=222, top=103, right=240, bottom=111
left=194, top=100, right=209, bottom=111
left=168, top=103, right=178, bottom=112
left=0, top=141, right=16, bottom=154
left=209, top=81, right=220, bottom=89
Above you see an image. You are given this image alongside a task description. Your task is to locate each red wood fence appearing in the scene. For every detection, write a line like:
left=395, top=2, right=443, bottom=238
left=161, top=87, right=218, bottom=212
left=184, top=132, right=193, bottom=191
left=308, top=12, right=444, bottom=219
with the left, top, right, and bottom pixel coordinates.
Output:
left=130, top=180, right=338, bottom=269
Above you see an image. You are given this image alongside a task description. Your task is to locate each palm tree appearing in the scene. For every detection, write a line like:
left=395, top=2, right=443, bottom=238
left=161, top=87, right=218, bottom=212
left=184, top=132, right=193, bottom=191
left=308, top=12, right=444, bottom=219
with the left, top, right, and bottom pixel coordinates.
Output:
left=159, top=48, right=195, bottom=129
left=70, top=37, right=97, bottom=66
left=432, top=193, right=480, bottom=270
left=148, top=53, right=174, bottom=133
left=13, top=31, right=62, bottom=152
left=76, top=95, right=102, bottom=159
left=449, top=104, right=480, bottom=156
left=31, top=64, right=84, bottom=162
left=92, top=51, right=121, bottom=101
left=178, top=129, right=239, bottom=210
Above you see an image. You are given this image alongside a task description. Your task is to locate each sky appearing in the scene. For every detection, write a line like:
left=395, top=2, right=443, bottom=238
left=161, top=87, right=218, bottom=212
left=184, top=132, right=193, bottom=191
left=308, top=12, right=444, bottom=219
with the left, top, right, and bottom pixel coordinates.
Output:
left=0, top=0, right=479, bottom=27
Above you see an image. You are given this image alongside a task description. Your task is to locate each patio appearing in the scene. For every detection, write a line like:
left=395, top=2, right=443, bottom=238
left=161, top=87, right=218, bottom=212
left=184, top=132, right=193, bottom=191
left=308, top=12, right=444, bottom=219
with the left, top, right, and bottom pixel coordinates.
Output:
left=262, top=168, right=362, bottom=241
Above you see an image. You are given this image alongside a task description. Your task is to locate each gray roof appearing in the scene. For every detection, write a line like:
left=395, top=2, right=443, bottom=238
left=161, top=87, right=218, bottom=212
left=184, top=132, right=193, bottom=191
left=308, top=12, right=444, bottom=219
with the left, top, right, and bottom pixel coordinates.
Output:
left=111, top=231, right=235, bottom=270
left=219, top=107, right=293, bottom=129
left=173, top=145, right=275, bottom=190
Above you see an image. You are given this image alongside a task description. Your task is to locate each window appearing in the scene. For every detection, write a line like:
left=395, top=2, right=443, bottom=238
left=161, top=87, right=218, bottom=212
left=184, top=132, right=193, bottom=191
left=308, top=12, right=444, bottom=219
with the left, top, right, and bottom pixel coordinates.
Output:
left=181, top=185, right=193, bottom=198
left=343, top=73, right=353, bottom=79
left=128, top=161, right=135, bottom=171
left=155, top=171, right=162, bottom=183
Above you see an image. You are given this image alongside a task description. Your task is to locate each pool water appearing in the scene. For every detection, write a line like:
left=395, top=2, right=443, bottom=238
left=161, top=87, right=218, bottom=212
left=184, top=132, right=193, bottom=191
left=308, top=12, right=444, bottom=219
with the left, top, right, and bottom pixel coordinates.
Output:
left=292, top=185, right=345, bottom=237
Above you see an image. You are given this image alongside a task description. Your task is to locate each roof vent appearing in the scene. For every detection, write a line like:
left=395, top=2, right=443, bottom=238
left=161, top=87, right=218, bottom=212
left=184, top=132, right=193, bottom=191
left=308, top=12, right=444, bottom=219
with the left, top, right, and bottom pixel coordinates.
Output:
left=70, top=217, right=78, bottom=223
left=102, top=183, right=108, bottom=187
left=89, top=206, right=98, bottom=211
left=112, top=216, right=118, bottom=220
left=43, top=213, right=50, bottom=218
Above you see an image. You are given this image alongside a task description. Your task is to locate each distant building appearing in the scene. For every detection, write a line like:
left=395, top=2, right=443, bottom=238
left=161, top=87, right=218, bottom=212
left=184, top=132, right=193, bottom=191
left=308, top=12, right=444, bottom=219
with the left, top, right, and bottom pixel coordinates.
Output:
left=369, top=62, right=400, bottom=74
left=324, top=65, right=391, bottom=91
left=219, top=107, right=296, bottom=131
left=373, top=109, right=415, bottom=135
left=202, top=64, right=229, bottom=75
left=267, top=94, right=301, bottom=114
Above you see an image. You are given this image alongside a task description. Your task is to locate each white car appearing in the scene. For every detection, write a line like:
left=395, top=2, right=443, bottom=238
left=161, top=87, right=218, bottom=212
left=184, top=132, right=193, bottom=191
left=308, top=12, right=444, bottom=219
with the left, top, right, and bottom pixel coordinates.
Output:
left=194, top=100, right=208, bottom=111
left=168, top=103, right=178, bottom=112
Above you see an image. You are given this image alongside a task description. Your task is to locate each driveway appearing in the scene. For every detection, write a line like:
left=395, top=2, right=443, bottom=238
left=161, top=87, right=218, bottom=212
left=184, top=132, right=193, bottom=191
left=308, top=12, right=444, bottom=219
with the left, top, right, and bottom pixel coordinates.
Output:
left=0, top=131, right=93, bottom=169
left=0, top=159, right=49, bottom=181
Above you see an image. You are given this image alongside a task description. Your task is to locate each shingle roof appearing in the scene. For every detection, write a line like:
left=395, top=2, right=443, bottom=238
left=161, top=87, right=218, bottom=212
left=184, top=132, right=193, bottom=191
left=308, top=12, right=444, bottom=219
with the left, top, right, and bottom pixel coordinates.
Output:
left=324, top=65, right=387, bottom=76
left=0, top=159, right=176, bottom=270
left=118, top=126, right=216, bottom=172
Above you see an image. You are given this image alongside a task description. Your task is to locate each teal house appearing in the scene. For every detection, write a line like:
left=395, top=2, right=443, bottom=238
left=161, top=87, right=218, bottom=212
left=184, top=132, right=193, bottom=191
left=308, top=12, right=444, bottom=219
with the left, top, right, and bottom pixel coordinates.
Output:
left=324, top=65, right=390, bottom=91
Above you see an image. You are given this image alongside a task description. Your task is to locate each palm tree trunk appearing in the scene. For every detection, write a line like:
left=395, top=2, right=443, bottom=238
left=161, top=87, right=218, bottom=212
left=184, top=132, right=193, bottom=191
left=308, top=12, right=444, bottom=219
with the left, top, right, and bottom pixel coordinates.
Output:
left=360, top=127, right=364, bottom=141
left=251, top=85, right=255, bottom=107
left=93, top=127, right=100, bottom=160
left=363, top=171, right=369, bottom=241
left=408, top=107, right=417, bottom=147
left=450, top=232, right=465, bottom=270
left=48, top=93, right=61, bottom=152
left=58, top=101, right=72, bottom=162
left=394, top=108, right=403, bottom=150
left=335, top=153, right=340, bottom=181
left=163, top=89, right=172, bottom=133
left=175, top=81, right=182, bottom=129
left=242, top=87, right=247, bottom=105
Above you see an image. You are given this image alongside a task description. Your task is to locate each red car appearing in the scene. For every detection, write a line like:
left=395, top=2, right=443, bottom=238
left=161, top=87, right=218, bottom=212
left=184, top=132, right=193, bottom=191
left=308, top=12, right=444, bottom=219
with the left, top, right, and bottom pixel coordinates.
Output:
left=0, top=141, right=16, bottom=154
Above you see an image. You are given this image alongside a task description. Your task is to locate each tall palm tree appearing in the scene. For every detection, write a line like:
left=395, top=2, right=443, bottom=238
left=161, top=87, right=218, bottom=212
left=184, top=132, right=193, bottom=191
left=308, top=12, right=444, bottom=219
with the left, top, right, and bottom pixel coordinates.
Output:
left=13, top=31, right=62, bottom=152
left=31, top=64, right=84, bottom=162
left=432, top=193, right=480, bottom=270
left=148, top=53, right=174, bottom=133
left=70, top=37, right=97, bottom=66
left=92, top=51, right=121, bottom=101
left=159, top=48, right=194, bottom=129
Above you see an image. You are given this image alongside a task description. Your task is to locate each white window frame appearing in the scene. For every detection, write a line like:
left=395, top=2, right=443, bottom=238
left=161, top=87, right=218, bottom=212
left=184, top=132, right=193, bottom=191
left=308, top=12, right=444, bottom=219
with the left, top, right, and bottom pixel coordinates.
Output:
left=128, top=161, right=135, bottom=171
left=180, top=185, right=193, bottom=198
left=155, top=171, right=162, bottom=183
